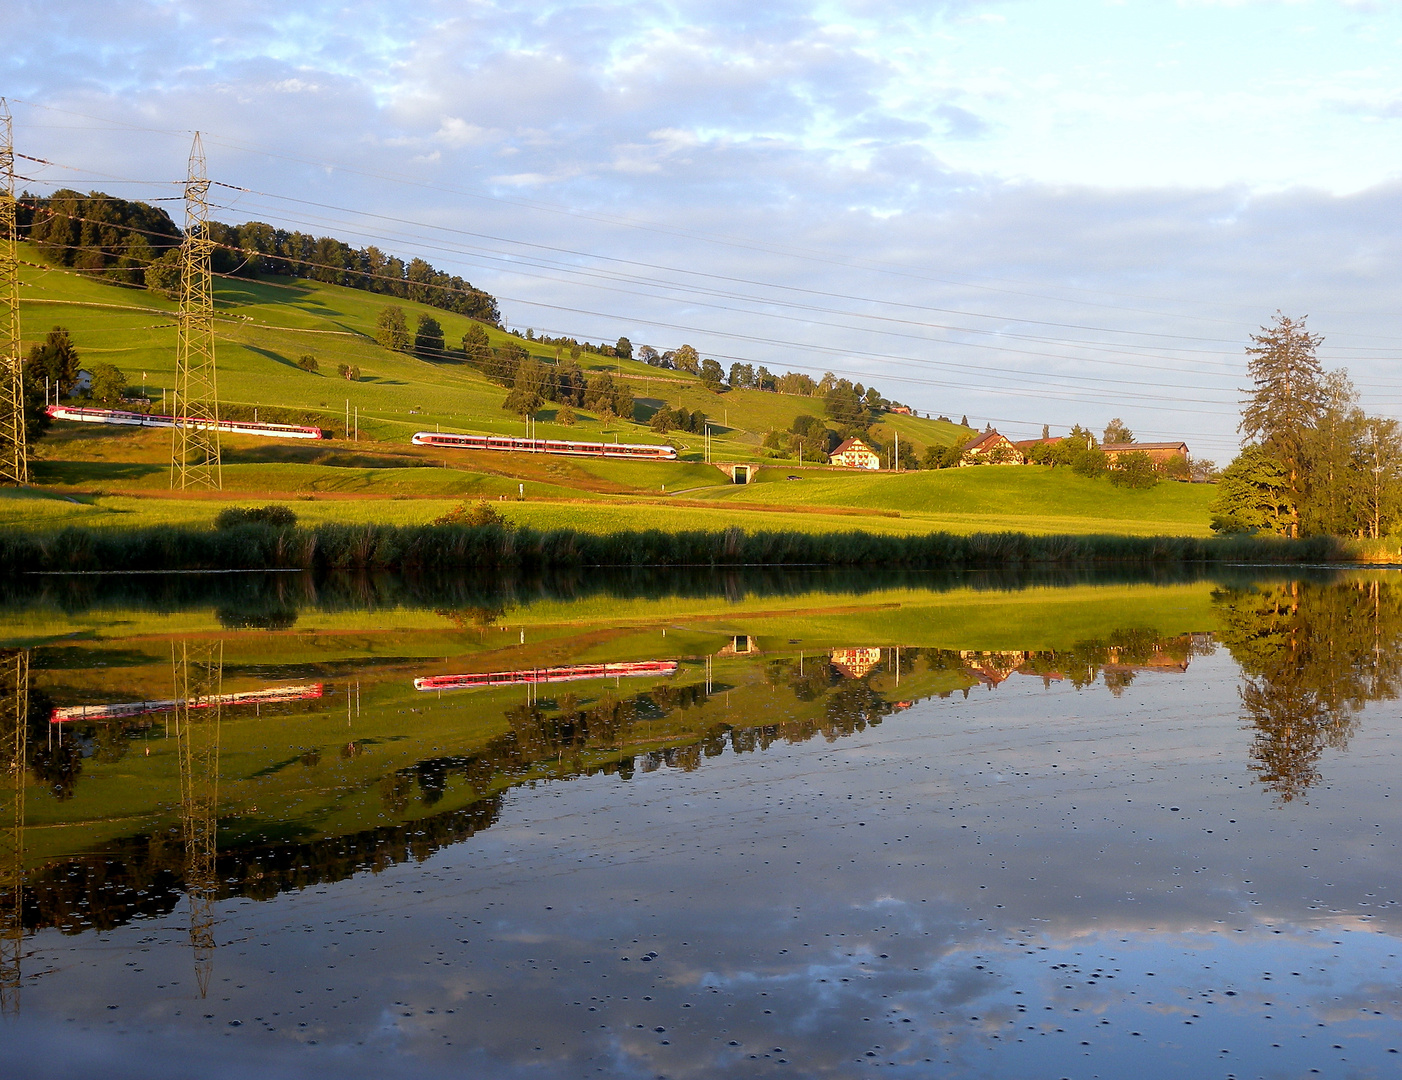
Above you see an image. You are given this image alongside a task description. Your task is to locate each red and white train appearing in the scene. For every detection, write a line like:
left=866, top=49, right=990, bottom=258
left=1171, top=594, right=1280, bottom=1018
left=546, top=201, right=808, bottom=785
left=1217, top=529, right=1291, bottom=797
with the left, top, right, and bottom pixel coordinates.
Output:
left=411, top=431, right=676, bottom=461
left=50, top=683, right=325, bottom=723
left=414, top=661, right=678, bottom=692
left=46, top=405, right=328, bottom=440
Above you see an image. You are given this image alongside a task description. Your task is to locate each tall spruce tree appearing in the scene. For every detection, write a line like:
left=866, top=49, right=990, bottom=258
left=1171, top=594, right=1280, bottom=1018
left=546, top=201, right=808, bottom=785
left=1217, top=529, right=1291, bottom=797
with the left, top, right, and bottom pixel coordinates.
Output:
left=1240, top=313, right=1326, bottom=538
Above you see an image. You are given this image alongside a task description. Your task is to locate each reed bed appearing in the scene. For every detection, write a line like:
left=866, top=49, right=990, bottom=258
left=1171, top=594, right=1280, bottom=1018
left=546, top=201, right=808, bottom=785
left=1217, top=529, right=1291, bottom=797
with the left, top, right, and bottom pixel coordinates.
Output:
left=0, top=522, right=1356, bottom=575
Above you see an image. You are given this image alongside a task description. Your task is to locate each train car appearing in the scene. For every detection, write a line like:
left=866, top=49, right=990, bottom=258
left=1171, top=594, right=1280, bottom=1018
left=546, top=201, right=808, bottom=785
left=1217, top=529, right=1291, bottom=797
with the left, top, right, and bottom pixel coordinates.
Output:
left=411, top=430, right=677, bottom=461
left=45, top=405, right=327, bottom=440
left=414, top=661, right=678, bottom=692
left=50, top=683, right=325, bottom=723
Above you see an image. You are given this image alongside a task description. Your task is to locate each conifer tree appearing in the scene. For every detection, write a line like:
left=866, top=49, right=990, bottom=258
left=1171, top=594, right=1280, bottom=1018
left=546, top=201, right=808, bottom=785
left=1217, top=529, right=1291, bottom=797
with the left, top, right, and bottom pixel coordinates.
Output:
left=1241, top=313, right=1326, bottom=537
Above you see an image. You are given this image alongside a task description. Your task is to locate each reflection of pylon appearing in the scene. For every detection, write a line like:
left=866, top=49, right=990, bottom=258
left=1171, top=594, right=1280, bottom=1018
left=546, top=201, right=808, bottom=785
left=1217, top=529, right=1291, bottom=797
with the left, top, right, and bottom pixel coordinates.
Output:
left=170, top=133, right=220, bottom=490
left=0, top=98, right=27, bottom=486
left=1, top=650, right=28, bottom=1015
left=173, top=641, right=221, bottom=997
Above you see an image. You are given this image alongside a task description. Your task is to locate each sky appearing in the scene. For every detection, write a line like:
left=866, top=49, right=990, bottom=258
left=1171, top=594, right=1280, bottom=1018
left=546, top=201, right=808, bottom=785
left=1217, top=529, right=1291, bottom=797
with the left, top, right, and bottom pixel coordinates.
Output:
left=5, top=0, right=1402, bottom=459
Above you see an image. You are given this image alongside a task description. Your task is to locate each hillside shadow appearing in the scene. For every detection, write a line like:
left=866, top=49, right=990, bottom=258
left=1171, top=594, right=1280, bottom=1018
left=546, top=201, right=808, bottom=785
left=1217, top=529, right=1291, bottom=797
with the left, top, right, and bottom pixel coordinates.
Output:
left=30, top=460, right=167, bottom=484
left=222, top=443, right=433, bottom=469
left=215, top=277, right=315, bottom=307
left=247, top=345, right=302, bottom=370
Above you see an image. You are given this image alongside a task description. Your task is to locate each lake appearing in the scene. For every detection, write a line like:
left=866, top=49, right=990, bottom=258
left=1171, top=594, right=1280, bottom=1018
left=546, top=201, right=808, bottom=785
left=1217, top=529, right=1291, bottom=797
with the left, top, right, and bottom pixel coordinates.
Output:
left=0, top=569, right=1398, bottom=1078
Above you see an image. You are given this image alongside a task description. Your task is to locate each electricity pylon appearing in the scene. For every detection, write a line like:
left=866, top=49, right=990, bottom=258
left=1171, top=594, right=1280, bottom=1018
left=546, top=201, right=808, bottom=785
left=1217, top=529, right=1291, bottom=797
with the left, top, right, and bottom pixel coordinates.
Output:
left=170, top=133, right=220, bottom=490
left=173, top=640, right=221, bottom=997
left=0, top=650, right=28, bottom=1015
left=0, top=98, right=27, bottom=486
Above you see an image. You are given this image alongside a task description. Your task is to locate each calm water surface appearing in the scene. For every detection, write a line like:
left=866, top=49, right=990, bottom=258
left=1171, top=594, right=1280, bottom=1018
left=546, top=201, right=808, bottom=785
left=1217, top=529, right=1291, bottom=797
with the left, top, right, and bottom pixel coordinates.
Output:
left=0, top=571, right=1398, bottom=1078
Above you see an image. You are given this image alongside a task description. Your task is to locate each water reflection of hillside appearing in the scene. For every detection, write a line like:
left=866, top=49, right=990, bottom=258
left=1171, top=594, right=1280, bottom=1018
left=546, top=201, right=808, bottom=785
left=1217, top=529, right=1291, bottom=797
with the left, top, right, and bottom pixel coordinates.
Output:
left=7, top=573, right=1402, bottom=939
left=1, top=633, right=1193, bottom=938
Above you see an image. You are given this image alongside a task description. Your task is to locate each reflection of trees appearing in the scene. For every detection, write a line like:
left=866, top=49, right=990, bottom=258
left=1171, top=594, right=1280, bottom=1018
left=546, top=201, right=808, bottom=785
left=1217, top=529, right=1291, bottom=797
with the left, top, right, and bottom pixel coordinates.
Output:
left=1214, top=579, right=1402, bottom=802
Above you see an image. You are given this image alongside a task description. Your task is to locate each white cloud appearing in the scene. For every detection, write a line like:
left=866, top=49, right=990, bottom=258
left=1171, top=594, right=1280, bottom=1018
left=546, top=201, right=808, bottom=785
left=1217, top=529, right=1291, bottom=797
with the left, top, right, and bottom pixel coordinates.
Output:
left=6, top=0, right=1402, bottom=452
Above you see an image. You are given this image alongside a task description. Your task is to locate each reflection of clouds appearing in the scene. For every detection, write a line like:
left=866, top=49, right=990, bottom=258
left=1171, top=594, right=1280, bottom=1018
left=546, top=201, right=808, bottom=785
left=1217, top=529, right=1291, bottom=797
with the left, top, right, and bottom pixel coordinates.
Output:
left=13, top=645, right=1402, bottom=1076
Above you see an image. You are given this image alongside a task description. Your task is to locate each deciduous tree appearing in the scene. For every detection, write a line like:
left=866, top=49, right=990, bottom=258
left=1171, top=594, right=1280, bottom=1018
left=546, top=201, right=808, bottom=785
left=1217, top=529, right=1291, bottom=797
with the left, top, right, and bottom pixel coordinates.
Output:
left=413, top=314, right=445, bottom=360
left=375, top=306, right=411, bottom=352
left=1210, top=445, right=1290, bottom=534
left=1103, top=418, right=1133, bottom=444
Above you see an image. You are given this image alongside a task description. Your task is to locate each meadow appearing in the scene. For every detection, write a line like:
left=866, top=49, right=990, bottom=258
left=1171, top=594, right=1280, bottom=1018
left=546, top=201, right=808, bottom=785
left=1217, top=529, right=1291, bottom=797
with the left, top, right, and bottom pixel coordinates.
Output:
left=18, top=244, right=968, bottom=462
left=8, top=244, right=1237, bottom=550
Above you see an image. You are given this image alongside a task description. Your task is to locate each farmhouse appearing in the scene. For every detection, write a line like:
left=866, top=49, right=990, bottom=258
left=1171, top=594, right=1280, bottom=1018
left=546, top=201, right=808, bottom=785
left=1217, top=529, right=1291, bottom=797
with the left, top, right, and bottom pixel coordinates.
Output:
left=831, top=437, right=880, bottom=470
left=1101, top=441, right=1189, bottom=467
left=959, top=429, right=1024, bottom=465
left=1013, top=436, right=1062, bottom=455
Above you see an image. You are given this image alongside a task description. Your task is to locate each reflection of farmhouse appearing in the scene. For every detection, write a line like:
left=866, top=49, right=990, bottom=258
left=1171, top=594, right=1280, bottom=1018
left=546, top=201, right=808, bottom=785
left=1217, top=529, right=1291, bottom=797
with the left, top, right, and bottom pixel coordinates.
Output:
left=830, top=647, right=883, bottom=679
left=831, top=437, right=880, bottom=470
left=957, top=637, right=1196, bottom=689
left=717, top=635, right=760, bottom=657
left=1100, top=645, right=1190, bottom=674
left=960, top=430, right=1024, bottom=465
left=958, top=650, right=1029, bottom=687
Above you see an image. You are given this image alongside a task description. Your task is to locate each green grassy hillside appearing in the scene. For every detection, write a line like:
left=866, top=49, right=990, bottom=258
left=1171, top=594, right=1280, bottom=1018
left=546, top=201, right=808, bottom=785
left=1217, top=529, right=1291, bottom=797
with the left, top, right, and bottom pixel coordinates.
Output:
left=11, top=248, right=1218, bottom=538
left=18, top=243, right=969, bottom=462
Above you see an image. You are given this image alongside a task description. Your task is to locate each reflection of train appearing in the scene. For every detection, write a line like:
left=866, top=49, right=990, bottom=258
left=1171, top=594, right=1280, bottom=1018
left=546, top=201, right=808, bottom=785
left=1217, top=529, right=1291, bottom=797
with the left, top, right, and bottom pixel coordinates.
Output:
left=46, top=405, right=328, bottom=440
left=50, top=683, right=325, bottom=723
left=411, top=431, right=677, bottom=461
left=415, top=661, right=678, bottom=692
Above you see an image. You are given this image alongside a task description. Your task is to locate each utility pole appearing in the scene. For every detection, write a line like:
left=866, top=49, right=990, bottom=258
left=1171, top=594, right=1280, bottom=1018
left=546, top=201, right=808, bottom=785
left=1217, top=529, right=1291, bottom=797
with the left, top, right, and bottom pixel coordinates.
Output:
left=173, top=640, right=221, bottom=998
left=1, top=649, right=27, bottom=1016
left=171, top=133, right=221, bottom=490
left=0, top=99, right=26, bottom=486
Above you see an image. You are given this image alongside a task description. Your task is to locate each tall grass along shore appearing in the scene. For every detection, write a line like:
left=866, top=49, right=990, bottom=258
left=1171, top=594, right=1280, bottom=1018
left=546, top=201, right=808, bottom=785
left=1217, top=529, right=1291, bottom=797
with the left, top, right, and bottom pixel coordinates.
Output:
left=0, top=521, right=1363, bottom=575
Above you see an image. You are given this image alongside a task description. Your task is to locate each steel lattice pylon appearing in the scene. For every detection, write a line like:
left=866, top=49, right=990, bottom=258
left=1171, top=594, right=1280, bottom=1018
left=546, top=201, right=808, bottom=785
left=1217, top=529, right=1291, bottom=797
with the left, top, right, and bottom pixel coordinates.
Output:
left=171, top=133, right=221, bottom=490
left=1, top=650, right=28, bottom=1016
left=173, top=640, right=221, bottom=998
left=0, top=99, right=26, bottom=486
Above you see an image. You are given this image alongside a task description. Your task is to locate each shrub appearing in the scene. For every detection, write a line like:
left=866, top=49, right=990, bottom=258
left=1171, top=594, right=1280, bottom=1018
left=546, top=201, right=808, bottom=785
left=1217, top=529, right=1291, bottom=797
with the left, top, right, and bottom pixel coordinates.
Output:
left=1071, top=449, right=1108, bottom=478
left=297, top=354, right=319, bottom=373
left=556, top=404, right=576, bottom=426
left=433, top=501, right=508, bottom=527
left=1110, top=451, right=1159, bottom=489
left=214, top=505, right=298, bottom=529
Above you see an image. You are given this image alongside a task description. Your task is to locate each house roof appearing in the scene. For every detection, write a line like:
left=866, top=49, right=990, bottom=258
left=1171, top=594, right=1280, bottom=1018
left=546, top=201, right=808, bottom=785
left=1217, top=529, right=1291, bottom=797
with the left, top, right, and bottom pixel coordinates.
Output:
left=832, top=437, right=875, bottom=456
left=960, top=430, right=1009, bottom=453
left=1012, top=437, right=1063, bottom=451
left=1101, top=442, right=1189, bottom=453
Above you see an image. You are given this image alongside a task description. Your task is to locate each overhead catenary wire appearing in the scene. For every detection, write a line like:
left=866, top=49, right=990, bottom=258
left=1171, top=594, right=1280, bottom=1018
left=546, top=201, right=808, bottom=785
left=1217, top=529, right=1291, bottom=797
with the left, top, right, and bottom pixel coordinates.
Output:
left=5, top=138, right=1392, bottom=450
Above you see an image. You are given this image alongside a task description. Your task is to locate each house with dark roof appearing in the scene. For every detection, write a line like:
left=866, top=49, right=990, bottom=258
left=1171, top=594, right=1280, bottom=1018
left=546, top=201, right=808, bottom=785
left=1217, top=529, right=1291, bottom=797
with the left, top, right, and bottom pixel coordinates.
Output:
left=1101, top=441, right=1189, bottom=467
left=831, top=437, right=880, bottom=469
left=959, top=429, right=1024, bottom=465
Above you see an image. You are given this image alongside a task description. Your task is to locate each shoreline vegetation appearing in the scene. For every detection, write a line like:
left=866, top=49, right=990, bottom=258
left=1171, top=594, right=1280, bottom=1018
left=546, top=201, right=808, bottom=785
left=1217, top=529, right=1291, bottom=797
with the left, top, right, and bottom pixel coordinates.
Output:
left=0, top=520, right=1386, bottom=575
